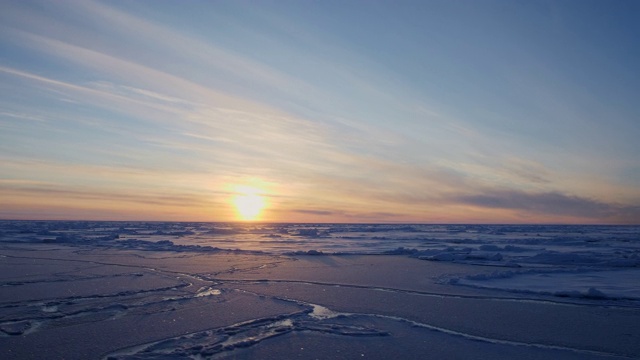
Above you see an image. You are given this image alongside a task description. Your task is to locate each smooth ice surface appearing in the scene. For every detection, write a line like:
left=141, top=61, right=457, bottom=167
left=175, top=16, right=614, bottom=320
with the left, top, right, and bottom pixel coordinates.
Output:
left=457, top=269, right=640, bottom=300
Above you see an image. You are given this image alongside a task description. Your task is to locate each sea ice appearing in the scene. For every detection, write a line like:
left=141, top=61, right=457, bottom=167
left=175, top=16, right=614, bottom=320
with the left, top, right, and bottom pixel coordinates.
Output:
left=457, top=269, right=640, bottom=300
left=1, top=221, right=639, bottom=359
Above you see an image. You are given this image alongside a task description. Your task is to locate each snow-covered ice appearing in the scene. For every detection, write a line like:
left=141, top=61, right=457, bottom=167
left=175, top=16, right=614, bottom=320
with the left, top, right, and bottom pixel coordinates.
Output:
left=0, top=221, right=638, bottom=359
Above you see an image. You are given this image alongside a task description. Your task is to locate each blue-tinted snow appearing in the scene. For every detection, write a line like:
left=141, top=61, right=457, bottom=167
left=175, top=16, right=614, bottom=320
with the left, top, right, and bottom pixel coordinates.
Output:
left=1, top=221, right=638, bottom=301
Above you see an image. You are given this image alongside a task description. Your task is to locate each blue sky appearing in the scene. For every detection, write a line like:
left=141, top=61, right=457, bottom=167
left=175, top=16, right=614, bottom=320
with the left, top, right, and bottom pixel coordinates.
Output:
left=1, top=0, right=639, bottom=223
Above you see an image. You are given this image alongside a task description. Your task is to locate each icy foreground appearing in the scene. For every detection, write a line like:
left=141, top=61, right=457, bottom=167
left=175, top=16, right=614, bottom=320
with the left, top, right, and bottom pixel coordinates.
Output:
left=0, top=221, right=639, bottom=359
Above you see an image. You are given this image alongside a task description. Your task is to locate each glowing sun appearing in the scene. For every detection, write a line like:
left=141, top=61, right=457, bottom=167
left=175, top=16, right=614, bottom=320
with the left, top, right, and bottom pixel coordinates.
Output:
left=232, top=186, right=266, bottom=221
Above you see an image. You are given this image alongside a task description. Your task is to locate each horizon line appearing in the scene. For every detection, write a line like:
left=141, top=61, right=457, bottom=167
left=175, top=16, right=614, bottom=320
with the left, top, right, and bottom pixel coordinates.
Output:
left=0, top=219, right=637, bottom=226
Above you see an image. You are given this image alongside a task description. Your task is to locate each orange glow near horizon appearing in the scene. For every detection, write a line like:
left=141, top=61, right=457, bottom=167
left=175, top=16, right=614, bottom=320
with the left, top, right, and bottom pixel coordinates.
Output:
left=232, top=185, right=267, bottom=221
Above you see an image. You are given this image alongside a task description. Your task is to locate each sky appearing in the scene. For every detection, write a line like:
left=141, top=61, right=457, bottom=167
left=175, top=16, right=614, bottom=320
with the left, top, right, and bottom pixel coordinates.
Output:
left=1, top=0, right=639, bottom=224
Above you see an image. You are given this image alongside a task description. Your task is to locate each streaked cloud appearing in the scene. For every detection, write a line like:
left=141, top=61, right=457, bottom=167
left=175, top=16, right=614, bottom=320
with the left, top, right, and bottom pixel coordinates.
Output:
left=452, top=189, right=640, bottom=224
left=0, top=1, right=638, bottom=223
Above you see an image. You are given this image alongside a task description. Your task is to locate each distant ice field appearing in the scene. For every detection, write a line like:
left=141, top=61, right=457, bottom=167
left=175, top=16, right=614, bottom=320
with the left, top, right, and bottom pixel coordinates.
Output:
left=1, top=221, right=639, bottom=302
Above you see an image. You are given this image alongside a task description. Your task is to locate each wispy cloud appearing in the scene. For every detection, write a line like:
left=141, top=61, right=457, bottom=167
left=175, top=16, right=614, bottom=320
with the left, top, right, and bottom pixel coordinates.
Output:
left=0, top=111, right=47, bottom=122
left=452, top=189, right=617, bottom=219
left=291, top=209, right=338, bottom=217
left=1, top=1, right=638, bottom=223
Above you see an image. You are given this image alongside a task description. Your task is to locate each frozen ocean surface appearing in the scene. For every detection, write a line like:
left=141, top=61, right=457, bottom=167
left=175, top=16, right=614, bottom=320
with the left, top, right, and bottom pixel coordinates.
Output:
left=1, top=221, right=639, bottom=302
left=1, top=220, right=639, bottom=359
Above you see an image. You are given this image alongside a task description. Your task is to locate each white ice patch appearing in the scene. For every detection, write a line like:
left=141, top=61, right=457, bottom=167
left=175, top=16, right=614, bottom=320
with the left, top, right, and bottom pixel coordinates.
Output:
left=309, top=304, right=341, bottom=320
left=457, top=269, right=640, bottom=300
left=195, top=287, right=222, bottom=297
left=41, top=305, right=58, bottom=313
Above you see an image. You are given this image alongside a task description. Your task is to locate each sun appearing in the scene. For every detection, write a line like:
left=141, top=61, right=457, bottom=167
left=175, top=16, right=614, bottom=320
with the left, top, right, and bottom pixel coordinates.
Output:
left=232, top=186, right=266, bottom=221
